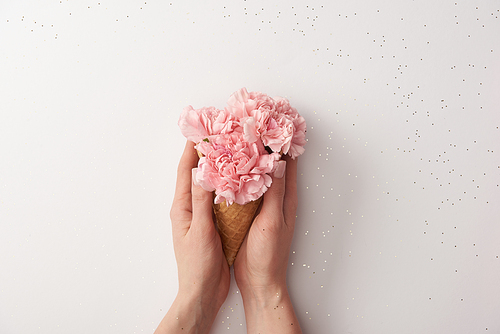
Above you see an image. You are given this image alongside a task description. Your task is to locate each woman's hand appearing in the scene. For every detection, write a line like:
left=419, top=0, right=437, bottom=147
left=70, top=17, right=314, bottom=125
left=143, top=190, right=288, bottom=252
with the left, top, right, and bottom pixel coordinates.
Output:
left=154, top=141, right=230, bottom=334
left=233, top=156, right=302, bottom=333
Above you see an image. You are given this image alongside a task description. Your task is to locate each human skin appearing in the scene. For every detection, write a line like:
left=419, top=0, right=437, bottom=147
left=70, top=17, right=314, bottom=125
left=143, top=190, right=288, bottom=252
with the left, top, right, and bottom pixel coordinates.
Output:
left=154, top=141, right=230, bottom=334
left=154, top=141, right=301, bottom=333
left=233, top=155, right=302, bottom=334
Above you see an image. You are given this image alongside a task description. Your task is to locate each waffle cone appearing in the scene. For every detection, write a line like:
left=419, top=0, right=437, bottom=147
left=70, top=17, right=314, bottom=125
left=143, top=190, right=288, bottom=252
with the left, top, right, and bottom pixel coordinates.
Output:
left=212, top=197, right=262, bottom=267
left=196, top=150, right=261, bottom=266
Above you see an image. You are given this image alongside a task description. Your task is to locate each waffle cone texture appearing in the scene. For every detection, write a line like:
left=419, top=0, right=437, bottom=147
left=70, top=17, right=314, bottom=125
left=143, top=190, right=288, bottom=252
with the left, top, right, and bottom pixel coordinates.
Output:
left=212, top=196, right=261, bottom=267
left=196, top=150, right=261, bottom=266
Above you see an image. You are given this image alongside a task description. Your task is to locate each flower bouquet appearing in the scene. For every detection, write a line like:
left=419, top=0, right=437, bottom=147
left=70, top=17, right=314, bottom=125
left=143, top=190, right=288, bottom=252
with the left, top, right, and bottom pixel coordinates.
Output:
left=178, top=88, right=306, bottom=266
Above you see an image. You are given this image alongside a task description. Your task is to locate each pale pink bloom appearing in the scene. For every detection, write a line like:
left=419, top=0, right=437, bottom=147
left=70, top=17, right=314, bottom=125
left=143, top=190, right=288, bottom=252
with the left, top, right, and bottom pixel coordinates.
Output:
left=195, top=133, right=280, bottom=205
left=179, top=88, right=306, bottom=204
left=246, top=97, right=306, bottom=158
left=226, top=89, right=306, bottom=158
left=226, top=88, right=275, bottom=143
left=248, top=91, right=275, bottom=114
left=226, top=87, right=256, bottom=118
left=241, top=110, right=272, bottom=143
left=288, top=115, right=307, bottom=158
left=271, top=96, right=307, bottom=158
left=178, top=105, right=236, bottom=143
left=259, top=112, right=290, bottom=153
left=273, top=96, right=299, bottom=117
left=242, top=117, right=259, bottom=143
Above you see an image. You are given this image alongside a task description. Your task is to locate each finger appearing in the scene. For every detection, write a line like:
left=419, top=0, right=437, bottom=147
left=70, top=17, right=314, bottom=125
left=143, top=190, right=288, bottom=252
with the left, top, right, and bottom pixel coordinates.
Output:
left=260, top=160, right=287, bottom=222
left=283, top=155, right=298, bottom=228
left=171, top=141, right=199, bottom=229
left=190, top=168, right=216, bottom=236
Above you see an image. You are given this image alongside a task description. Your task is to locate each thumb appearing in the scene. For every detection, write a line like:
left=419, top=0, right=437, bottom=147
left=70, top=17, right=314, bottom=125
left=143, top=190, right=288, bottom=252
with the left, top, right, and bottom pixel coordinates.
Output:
left=190, top=168, right=215, bottom=233
left=260, top=160, right=287, bottom=220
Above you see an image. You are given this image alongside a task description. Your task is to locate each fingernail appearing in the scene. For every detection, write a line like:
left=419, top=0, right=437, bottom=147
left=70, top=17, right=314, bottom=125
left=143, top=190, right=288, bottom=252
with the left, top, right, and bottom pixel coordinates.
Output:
left=192, top=168, right=199, bottom=186
left=274, top=160, right=286, bottom=179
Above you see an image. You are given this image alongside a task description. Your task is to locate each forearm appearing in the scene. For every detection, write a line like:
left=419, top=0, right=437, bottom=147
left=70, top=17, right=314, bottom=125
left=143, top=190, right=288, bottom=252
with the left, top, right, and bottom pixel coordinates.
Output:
left=154, top=293, right=219, bottom=334
left=240, top=284, right=302, bottom=334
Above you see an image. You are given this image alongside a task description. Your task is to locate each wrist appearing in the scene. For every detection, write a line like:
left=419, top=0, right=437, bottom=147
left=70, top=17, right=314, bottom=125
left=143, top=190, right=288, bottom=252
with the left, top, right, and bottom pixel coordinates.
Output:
left=154, top=291, right=220, bottom=334
left=239, top=282, right=288, bottom=309
left=240, top=284, right=302, bottom=333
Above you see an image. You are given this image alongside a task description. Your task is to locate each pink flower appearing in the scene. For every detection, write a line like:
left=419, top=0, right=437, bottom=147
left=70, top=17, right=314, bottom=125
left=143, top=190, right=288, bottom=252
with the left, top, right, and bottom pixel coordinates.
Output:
left=178, top=88, right=306, bottom=205
left=260, top=112, right=293, bottom=154
left=226, top=88, right=254, bottom=118
left=248, top=91, right=276, bottom=114
left=226, top=88, right=275, bottom=143
left=178, top=105, right=236, bottom=143
left=286, top=115, right=306, bottom=158
left=195, top=133, right=280, bottom=205
left=231, top=92, right=307, bottom=159
left=241, top=110, right=272, bottom=143
left=273, top=96, right=298, bottom=117
left=272, top=97, right=307, bottom=159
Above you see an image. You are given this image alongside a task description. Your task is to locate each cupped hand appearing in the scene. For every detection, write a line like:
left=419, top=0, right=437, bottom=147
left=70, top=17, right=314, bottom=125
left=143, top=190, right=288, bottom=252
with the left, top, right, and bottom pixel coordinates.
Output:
left=155, top=141, right=230, bottom=334
left=170, top=141, right=230, bottom=307
left=233, top=156, right=302, bottom=333
left=234, top=155, right=298, bottom=295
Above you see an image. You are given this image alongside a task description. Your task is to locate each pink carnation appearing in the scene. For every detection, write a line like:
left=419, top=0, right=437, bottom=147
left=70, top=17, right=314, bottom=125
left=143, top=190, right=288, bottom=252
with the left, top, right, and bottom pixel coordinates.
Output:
left=178, top=88, right=306, bottom=205
left=226, top=88, right=263, bottom=118
left=195, top=134, right=280, bottom=205
left=260, top=112, right=293, bottom=154
left=226, top=89, right=307, bottom=159
left=178, top=105, right=236, bottom=143
left=288, top=114, right=307, bottom=158
left=226, top=88, right=275, bottom=116
left=272, top=96, right=307, bottom=158
left=226, top=88, right=275, bottom=143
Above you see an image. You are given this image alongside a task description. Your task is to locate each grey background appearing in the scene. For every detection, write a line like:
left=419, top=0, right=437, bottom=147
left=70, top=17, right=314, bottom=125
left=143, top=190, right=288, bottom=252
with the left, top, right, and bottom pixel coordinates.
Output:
left=1, top=1, right=499, bottom=333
